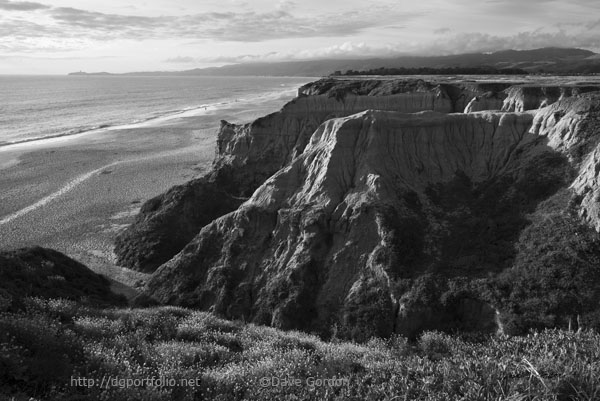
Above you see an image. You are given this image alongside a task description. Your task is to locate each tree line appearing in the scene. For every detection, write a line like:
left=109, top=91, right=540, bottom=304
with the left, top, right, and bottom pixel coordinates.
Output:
left=331, top=66, right=529, bottom=76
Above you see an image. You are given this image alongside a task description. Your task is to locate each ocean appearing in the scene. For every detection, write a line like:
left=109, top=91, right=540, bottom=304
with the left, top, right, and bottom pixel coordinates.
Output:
left=0, top=75, right=313, bottom=146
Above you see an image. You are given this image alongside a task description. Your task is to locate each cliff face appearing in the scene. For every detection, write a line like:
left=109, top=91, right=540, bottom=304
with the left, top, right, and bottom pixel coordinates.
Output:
left=116, top=79, right=509, bottom=272
left=114, top=176, right=245, bottom=273
left=214, top=90, right=453, bottom=190
left=117, top=77, right=600, bottom=339
left=502, top=84, right=600, bottom=112
left=562, top=97, right=600, bottom=230
left=464, top=92, right=506, bottom=113
left=115, top=81, right=452, bottom=272
left=144, top=103, right=589, bottom=338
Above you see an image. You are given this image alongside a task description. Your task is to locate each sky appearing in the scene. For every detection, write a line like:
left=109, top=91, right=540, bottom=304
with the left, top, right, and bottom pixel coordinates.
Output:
left=1, top=0, right=599, bottom=74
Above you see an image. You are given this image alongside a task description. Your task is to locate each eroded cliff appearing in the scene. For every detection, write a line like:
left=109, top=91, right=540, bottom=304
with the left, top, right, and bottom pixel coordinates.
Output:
left=116, top=78, right=510, bottom=272
left=117, top=77, right=600, bottom=339
left=144, top=97, right=600, bottom=338
left=502, top=84, right=600, bottom=112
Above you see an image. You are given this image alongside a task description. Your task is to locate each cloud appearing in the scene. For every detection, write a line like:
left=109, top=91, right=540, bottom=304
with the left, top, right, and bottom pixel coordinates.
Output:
left=0, top=3, right=421, bottom=49
left=0, top=19, right=51, bottom=37
left=423, top=30, right=600, bottom=55
left=186, top=29, right=600, bottom=66
left=276, top=0, right=296, bottom=11
left=585, top=19, right=600, bottom=29
left=434, top=27, right=451, bottom=35
left=296, top=42, right=408, bottom=59
left=0, top=54, right=116, bottom=60
left=0, top=36, right=92, bottom=53
left=0, top=0, right=48, bottom=11
left=164, top=56, right=196, bottom=63
left=195, top=42, right=410, bottom=64
left=2, top=0, right=599, bottom=60
left=50, top=7, right=170, bottom=36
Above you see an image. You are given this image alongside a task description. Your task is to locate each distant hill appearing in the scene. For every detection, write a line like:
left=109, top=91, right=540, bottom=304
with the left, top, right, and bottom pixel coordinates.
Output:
left=336, top=66, right=529, bottom=76
left=69, top=47, right=600, bottom=77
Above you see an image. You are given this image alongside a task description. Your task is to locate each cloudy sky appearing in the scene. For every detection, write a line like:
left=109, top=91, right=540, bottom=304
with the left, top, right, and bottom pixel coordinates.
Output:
left=1, top=0, right=599, bottom=74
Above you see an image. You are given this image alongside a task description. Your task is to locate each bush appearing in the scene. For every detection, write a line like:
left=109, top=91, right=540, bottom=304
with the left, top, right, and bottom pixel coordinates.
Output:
left=418, top=331, right=452, bottom=359
left=0, top=311, right=83, bottom=393
left=494, top=191, right=600, bottom=332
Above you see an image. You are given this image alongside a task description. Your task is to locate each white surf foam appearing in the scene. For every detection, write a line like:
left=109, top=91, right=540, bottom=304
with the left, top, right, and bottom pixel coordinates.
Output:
left=0, top=162, right=124, bottom=226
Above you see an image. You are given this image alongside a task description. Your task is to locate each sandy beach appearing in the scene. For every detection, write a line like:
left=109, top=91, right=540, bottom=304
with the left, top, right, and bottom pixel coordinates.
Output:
left=0, top=95, right=295, bottom=292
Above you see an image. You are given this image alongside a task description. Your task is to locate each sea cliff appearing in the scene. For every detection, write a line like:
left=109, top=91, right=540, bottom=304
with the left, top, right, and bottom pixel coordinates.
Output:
left=117, top=77, right=600, bottom=339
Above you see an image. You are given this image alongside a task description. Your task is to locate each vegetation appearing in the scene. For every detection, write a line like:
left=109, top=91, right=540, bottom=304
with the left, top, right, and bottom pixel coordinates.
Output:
left=493, top=190, right=600, bottom=334
left=0, top=247, right=126, bottom=308
left=331, top=66, right=529, bottom=76
left=2, top=298, right=600, bottom=400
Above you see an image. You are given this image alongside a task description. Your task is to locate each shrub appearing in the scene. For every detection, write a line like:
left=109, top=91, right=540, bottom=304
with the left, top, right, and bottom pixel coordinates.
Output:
left=176, top=312, right=241, bottom=342
left=0, top=312, right=83, bottom=393
left=115, top=308, right=182, bottom=341
left=418, top=331, right=452, bottom=359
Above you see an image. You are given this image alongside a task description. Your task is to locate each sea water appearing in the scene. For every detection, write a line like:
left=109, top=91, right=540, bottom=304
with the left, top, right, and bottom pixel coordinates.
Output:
left=0, top=75, right=313, bottom=146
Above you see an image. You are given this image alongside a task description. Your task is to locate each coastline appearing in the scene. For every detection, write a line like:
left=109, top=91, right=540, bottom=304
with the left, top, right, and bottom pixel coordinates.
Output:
left=0, top=87, right=303, bottom=292
left=0, top=85, right=300, bottom=151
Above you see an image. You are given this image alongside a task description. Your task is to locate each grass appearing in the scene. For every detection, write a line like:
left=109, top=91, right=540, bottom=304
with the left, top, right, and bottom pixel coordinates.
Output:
left=0, top=247, right=127, bottom=308
left=1, top=298, right=600, bottom=400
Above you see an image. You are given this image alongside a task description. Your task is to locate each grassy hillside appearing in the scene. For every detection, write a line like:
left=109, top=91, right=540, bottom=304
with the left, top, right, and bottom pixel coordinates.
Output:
left=1, top=299, right=599, bottom=400
left=0, top=247, right=127, bottom=309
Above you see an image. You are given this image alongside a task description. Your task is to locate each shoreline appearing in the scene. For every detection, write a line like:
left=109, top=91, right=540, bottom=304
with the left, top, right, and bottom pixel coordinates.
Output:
left=0, top=86, right=304, bottom=294
left=0, top=86, right=299, bottom=154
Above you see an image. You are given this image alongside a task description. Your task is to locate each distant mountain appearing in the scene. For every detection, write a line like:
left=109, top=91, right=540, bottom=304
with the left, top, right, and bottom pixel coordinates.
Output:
left=69, top=47, right=600, bottom=77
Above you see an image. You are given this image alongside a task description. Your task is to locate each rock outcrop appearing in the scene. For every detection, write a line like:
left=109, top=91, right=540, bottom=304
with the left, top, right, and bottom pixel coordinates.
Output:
left=117, top=77, right=600, bottom=339
left=502, top=84, right=600, bottom=112
left=114, top=176, right=245, bottom=273
left=115, top=79, right=457, bottom=272
left=115, top=79, right=513, bottom=272
left=144, top=97, right=600, bottom=338
left=464, top=91, right=506, bottom=113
